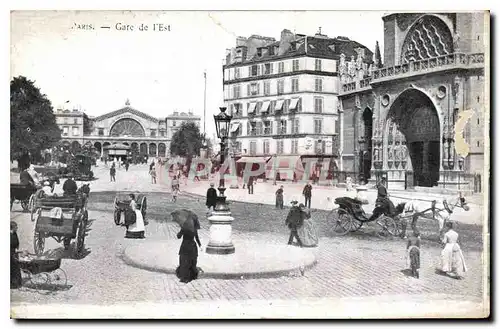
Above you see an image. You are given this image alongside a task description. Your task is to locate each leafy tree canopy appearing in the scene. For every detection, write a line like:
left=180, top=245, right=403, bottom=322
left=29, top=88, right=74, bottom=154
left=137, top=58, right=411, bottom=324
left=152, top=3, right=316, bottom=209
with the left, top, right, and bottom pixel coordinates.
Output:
left=10, top=76, right=61, bottom=167
left=169, top=122, right=204, bottom=158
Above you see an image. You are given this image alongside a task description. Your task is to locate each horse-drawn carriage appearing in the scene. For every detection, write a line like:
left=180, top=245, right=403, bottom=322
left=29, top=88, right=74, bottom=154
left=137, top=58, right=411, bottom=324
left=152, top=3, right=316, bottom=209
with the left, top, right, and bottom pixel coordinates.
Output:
left=30, top=186, right=90, bottom=256
left=10, top=184, right=37, bottom=211
left=113, top=193, right=147, bottom=226
left=328, top=197, right=407, bottom=237
left=59, top=153, right=94, bottom=181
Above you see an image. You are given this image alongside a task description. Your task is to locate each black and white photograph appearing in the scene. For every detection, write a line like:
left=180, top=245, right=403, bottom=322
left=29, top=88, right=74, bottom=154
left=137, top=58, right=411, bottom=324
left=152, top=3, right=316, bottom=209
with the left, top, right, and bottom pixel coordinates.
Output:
left=8, top=10, right=490, bottom=319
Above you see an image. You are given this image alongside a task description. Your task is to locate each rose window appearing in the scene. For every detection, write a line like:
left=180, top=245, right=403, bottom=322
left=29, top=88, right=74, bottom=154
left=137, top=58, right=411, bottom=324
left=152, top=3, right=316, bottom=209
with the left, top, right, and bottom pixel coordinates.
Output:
left=109, top=119, right=145, bottom=137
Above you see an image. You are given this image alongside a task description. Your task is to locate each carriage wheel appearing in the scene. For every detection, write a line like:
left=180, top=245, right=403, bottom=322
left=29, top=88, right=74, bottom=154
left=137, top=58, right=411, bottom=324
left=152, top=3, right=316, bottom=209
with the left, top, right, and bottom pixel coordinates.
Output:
left=330, top=208, right=352, bottom=236
left=29, top=272, right=50, bottom=291
left=376, top=216, right=398, bottom=238
left=33, top=230, right=45, bottom=255
left=349, top=217, right=363, bottom=232
left=114, top=209, right=121, bottom=225
left=21, top=199, right=29, bottom=211
left=75, top=219, right=86, bottom=256
left=51, top=268, right=68, bottom=287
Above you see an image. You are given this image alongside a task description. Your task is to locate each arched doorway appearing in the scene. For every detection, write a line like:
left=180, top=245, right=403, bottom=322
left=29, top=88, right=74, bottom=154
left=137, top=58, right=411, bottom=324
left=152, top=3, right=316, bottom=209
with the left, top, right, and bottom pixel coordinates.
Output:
left=139, top=143, right=148, bottom=155
left=385, top=89, right=440, bottom=187
left=149, top=143, right=157, bottom=157
left=94, top=142, right=102, bottom=157
left=158, top=143, right=166, bottom=157
left=360, top=108, right=373, bottom=181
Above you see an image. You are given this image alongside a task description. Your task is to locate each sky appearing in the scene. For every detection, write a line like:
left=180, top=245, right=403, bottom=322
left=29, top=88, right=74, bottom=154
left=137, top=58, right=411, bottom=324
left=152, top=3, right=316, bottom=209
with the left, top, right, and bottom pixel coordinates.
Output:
left=10, top=11, right=385, bottom=137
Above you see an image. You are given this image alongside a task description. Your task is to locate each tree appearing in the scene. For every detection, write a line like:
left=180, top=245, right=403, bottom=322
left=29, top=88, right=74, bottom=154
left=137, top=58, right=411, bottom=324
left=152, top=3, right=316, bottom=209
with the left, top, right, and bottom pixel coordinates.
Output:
left=11, top=76, right=61, bottom=170
left=170, top=122, right=204, bottom=169
left=374, top=41, right=383, bottom=68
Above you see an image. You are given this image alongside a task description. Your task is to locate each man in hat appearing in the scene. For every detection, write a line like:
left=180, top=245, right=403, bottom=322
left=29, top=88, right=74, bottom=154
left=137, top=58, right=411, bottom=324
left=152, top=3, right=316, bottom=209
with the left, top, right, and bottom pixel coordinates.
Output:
left=369, top=177, right=396, bottom=220
left=206, top=183, right=218, bottom=213
left=63, top=173, right=78, bottom=196
left=285, top=201, right=304, bottom=247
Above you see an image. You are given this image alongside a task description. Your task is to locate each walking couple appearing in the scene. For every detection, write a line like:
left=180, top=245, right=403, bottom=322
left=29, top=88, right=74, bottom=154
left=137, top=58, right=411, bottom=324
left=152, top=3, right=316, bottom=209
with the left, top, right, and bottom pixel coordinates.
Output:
left=285, top=201, right=318, bottom=248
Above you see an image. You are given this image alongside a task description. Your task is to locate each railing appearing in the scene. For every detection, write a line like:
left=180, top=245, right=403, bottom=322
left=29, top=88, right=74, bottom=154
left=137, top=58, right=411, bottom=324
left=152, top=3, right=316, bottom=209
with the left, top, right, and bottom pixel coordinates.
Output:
left=340, top=52, right=484, bottom=94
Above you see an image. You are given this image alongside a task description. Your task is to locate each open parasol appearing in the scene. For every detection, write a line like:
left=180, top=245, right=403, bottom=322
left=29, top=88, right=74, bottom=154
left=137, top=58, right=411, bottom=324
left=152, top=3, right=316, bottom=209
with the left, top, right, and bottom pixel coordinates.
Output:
left=171, top=209, right=200, bottom=233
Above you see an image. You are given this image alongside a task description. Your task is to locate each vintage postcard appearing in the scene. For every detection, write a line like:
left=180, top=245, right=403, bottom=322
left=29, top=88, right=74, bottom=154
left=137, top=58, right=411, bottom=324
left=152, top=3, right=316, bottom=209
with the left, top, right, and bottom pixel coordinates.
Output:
left=9, top=10, right=490, bottom=319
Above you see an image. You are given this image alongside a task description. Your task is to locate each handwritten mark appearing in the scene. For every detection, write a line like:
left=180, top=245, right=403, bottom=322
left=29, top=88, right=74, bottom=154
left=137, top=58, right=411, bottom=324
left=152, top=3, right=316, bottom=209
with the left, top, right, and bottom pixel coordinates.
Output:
left=454, top=109, right=475, bottom=157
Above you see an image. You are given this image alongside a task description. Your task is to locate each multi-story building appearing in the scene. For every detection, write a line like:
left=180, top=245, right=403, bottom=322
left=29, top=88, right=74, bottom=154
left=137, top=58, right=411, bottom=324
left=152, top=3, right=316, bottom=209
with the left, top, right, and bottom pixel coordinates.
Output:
left=223, top=29, right=372, bottom=180
left=338, top=12, right=487, bottom=191
left=54, top=100, right=201, bottom=160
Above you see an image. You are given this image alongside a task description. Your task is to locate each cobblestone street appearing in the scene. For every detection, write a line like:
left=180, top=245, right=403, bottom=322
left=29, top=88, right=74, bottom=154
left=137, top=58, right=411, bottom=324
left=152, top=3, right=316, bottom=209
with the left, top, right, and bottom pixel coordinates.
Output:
left=10, top=164, right=488, bottom=317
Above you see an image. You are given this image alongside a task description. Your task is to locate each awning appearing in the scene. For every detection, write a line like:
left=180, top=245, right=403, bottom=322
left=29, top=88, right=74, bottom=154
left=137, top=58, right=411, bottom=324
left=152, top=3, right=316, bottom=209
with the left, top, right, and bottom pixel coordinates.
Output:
left=260, top=101, right=270, bottom=113
left=274, top=100, right=284, bottom=111
left=248, top=103, right=257, bottom=114
left=265, top=155, right=305, bottom=179
left=289, top=98, right=300, bottom=110
left=236, top=156, right=271, bottom=164
left=230, top=122, right=240, bottom=133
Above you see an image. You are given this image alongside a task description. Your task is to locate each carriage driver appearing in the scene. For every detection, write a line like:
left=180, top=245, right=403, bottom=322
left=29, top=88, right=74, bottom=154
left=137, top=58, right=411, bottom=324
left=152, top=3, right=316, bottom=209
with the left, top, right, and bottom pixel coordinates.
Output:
left=62, top=173, right=78, bottom=196
left=368, top=177, right=396, bottom=221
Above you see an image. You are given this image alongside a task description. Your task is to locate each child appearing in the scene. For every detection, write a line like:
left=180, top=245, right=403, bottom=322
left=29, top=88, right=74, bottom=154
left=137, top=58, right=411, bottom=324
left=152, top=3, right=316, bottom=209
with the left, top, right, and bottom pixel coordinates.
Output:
left=406, top=230, right=421, bottom=278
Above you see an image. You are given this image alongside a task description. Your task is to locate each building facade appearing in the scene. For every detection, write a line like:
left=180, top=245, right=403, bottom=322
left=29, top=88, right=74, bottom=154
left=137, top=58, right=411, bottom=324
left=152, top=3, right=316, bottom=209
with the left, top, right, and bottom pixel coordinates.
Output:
left=223, top=29, right=372, bottom=179
left=338, top=13, right=486, bottom=191
left=54, top=100, right=201, bottom=159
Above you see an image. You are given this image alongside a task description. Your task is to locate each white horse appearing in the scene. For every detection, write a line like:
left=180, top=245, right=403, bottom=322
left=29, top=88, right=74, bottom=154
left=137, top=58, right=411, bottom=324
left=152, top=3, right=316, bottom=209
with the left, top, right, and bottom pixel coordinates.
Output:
left=398, top=193, right=470, bottom=238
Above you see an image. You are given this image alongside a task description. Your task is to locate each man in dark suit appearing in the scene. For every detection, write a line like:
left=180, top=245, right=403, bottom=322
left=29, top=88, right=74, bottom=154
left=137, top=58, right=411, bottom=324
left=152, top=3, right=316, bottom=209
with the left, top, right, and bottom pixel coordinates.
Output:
left=285, top=201, right=304, bottom=247
left=206, top=183, right=218, bottom=212
left=63, top=173, right=78, bottom=196
left=369, top=177, right=396, bottom=220
left=303, top=181, right=313, bottom=209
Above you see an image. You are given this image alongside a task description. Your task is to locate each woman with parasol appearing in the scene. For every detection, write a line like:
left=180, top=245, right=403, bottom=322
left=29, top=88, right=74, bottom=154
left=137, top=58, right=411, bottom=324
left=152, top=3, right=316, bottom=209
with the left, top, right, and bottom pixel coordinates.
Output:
left=171, top=209, right=202, bottom=283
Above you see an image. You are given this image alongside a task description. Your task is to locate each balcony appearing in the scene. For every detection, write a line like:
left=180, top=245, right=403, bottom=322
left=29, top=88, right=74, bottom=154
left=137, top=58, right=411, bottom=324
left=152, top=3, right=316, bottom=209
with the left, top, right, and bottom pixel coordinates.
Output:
left=339, top=52, right=485, bottom=95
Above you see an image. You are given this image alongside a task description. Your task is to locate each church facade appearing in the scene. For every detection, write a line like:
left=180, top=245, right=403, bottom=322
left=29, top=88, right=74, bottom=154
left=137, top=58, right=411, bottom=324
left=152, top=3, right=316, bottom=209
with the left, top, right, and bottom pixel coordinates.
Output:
left=338, top=13, right=486, bottom=191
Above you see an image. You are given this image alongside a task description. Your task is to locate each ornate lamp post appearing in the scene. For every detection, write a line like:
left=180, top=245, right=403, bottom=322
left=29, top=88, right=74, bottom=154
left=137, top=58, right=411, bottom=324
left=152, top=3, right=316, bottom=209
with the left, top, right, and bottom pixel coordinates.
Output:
left=205, top=107, right=235, bottom=255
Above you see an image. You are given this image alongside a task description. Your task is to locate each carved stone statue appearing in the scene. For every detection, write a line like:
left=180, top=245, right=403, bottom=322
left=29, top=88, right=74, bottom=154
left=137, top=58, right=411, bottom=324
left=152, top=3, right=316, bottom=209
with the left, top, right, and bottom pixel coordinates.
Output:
left=453, top=32, right=460, bottom=52
left=339, top=53, right=347, bottom=75
left=348, top=55, right=356, bottom=77
left=356, top=52, right=363, bottom=70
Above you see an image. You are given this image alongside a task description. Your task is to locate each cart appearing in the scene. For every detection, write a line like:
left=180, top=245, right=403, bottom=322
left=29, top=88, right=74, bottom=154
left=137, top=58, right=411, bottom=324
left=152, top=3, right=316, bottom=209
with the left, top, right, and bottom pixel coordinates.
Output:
left=10, top=184, right=37, bottom=211
left=31, top=194, right=88, bottom=256
left=114, top=193, right=147, bottom=225
left=327, top=197, right=408, bottom=237
left=18, top=253, right=67, bottom=290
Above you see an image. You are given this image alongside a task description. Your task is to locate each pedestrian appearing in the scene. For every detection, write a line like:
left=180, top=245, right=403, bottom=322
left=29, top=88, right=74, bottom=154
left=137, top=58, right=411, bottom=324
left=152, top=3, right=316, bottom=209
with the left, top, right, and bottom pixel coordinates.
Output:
left=406, top=230, right=421, bottom=278
left=206, top=183, right=218, bottom=213
left=110, top=163, right=116, bottom=182
left=150, top=167, right=157, bottom=184
left=150, top=161, right=155, bottom=171
left=303, top=181, right=313, bottom=209
left=346, top=176, right=353, bottom=191
left=172, top=209, right=202, bottom=284
left=297, top=203, right=319, bottom=247
left=11, top=221, right=22, bottom=289
left=440, top=221, right=467, bottom=279
left=275, top=185, right=284, bottom=209
left=285, top=201, right=304, bottom=247
left=124, top=194, right=145, bottom=239
left=125, top=160, right=129, bottom=172
left=247, top=176, right=254, bottom=194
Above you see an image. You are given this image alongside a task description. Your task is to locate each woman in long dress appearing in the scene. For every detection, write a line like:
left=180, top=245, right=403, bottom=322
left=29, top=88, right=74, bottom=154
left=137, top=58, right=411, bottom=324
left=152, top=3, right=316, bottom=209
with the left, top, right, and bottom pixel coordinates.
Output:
left=297, top=204, right=319, bottom=247
left=440, top=221, right=467, bottom=278
left=175, top=212, right=202, bottom=283
left=125, top=194, right=145, bottom=239
left=11, top=221, right=22, bottom=289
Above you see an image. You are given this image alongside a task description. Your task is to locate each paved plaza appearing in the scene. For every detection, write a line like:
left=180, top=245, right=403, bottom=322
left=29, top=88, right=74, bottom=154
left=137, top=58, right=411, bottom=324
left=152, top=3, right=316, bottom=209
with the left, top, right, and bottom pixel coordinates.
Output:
left=10, top=163, right=489, bottom=318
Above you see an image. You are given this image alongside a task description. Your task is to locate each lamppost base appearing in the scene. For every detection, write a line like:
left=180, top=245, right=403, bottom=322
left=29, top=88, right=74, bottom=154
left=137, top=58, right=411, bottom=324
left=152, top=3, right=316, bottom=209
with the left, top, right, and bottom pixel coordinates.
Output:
left=205, top=209, right=235, bottom=255
left=205, top=243, right=236, bottom=255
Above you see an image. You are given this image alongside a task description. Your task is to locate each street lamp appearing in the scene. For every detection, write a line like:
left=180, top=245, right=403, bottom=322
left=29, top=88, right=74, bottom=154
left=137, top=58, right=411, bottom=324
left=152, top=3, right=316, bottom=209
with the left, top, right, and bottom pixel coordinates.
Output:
left=206, top=107, right=235, bottom=255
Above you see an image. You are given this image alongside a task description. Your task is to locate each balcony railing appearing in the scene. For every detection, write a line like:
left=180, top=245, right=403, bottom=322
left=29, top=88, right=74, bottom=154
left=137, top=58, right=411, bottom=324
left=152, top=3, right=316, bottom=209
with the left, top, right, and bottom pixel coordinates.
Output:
left=340, top=52, right=484, bottom=94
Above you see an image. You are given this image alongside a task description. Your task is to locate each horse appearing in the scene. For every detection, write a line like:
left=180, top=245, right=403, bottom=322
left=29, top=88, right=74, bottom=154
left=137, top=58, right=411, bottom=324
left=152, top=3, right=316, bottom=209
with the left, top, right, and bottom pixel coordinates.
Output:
left=398, top=193, right=470, bottom=239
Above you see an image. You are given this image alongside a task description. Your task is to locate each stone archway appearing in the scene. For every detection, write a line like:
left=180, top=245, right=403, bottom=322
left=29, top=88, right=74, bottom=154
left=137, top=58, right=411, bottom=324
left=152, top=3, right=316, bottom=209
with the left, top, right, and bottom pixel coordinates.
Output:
left=149, top=143, right=157, bottom=157
left=158, top=143, right=166, bottom=157
left=360, top=108, right=373, bottom=181
left=139, top=143, right=148, bottom=155
left=385, top=89, right=441, bottom=187
left=94, top=142, right=102, bottom=157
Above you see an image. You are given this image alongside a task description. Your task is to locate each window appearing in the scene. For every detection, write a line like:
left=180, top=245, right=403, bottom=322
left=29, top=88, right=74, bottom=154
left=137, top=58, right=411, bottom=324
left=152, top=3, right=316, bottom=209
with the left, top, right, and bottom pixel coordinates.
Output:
left=98, top=128, right=104, bottom=136
left=315, top=59, right=322, bottom=71
left=269, top=100, right=276, bottom=114
left=250, top=65, right=260, bottom=77
left=291, top=78, right=299, bottom=92
left=315, top=78, right=323, bottom=92
left=315, top=140, right=326, bottom=154
left=314, top=97, right=323, bottom=113
left=268, top=47, right=275, bottom=56
left=292, top=59, right=299, bottom=71
left=233, top=103, right=242, bottom=117
left=62, top=126, right=69, bottom=136
left=172, top=120, right=176, bottom=127
left=291, top=140, right=299, bottom=154
left=257, top=48, right=263, bottom=57
left=256, top=102, right=263, bottom=113
left=255, top=121, right=263, bottom=135
left=264, top=121, right=272, bottom=135
left=278, top=62, right=284, bottom=73
left=279, top=120, right=287, bottom=134
left=150, top=129, right=156, bottom=137
left=248, top=122, right=257, bottom=136
left=235, top=67, right=240, bottom=79
left=264, top=81, right=271, bottom=96
left=250, top=83, right=260, bottom=96
left=314, top=119, right=323, bottom=134
left=291, top=119, right=300, bottom=134
left=233, top=85, right=241, bottom=98
left=64, top=118, right=68, bottom=124
left=72, top=126, right=79, bottom=136
left=277, top=140, right=284, bottom=154
left=277, top=80, right=284, bottom=95
left=160, top=130, right=165, bottom=137
left=264, top=63, right=273, bottom=75
left=250, top=141, right=257, bottom=155
left=74, top=118, right=78, bottom=124
left=263, top=140, right=270, bottom=155
left=283, top=99, right=290, bottom=113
